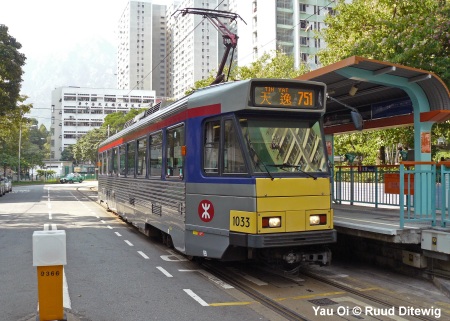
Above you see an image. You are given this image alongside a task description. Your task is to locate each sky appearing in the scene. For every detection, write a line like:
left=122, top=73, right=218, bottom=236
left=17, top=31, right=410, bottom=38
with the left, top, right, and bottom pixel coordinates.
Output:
left=1, top=0, right=170, bottom=127
left=1, top=0, right=130, bottom=58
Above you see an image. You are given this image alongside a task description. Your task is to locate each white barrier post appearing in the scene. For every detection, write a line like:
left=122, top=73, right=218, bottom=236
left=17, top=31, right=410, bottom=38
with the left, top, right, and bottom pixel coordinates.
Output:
left=32, top=230, right=67, bottom=321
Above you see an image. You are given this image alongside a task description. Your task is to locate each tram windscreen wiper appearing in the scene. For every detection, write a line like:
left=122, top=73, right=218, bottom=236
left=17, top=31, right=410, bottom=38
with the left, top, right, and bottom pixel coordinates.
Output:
left=244, top=136, right=274, bottom=181
left=267, top=163, right=317, bottom=180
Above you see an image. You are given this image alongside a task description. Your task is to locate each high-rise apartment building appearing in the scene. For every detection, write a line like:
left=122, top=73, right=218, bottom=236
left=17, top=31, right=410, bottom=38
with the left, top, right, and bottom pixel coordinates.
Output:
left=166, top=0, right=231, bottom=99
left=117, top=0, right=167, bottom=97
left=233, top=0, right=336, bottom=69
left=50, top=87, right=156, bottom=160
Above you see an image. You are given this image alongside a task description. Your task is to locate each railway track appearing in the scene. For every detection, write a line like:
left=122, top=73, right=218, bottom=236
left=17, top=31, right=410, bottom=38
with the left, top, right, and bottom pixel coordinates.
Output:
left=77, top=184, right=446, bottom=321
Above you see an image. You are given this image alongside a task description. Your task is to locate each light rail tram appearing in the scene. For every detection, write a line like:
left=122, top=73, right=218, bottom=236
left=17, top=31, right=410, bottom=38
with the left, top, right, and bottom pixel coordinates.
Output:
left=98, top=78, right=336, bottom=266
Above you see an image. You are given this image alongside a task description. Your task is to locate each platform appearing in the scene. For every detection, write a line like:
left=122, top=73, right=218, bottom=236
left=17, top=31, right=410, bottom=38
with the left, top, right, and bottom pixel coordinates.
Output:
left=332, top=203, right=449, bottom=244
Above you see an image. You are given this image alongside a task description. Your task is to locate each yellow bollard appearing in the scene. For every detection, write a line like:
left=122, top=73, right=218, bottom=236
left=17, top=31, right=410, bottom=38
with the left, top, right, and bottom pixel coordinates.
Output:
left=37, top=265, right=64, bottom=320
left=33, top=230, right=67, bottom=321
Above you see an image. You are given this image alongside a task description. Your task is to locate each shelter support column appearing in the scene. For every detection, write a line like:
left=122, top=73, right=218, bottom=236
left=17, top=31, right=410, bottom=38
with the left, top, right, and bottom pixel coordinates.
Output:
left=413, top=121, right=434, bottom=216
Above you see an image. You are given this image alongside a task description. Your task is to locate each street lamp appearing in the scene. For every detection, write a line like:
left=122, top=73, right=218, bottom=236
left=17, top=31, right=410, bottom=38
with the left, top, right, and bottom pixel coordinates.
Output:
left=18, top=123, right=37, bottom=182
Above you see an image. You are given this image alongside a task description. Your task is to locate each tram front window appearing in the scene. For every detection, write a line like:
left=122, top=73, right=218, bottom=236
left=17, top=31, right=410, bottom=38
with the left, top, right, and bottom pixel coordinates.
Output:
left=239, top=118, right=327, bottom=174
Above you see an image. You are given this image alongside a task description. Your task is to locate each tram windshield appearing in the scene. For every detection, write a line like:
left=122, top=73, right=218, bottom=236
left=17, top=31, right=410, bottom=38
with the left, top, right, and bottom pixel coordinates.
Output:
left=239, top=117, right=328, bottom=174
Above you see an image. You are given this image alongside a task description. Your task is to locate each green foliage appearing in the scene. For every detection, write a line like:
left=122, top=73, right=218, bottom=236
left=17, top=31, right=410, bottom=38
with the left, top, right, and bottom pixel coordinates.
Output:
left=103, top=108, right=146, bottom=134
left=0, top=25, right=26, bottom=115
left=187, top=50, right=309, bottom=94
left=36, top=169, right=56, bottom=179
left=320, top=0, right=450, bottom=163
left=72, top=127, right=108, bottom=164
left=319, top=0, right=450, bottom=87
left=60, top=145, right=75, bottom=162
left=335, top=127, right=414, bottom=165
left=0, top=96, right=34, bottom=172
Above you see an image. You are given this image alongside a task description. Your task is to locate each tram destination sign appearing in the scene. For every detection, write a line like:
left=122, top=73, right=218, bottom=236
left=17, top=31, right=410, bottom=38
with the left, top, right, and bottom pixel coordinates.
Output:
left=253, top=85, right=318, bottom=109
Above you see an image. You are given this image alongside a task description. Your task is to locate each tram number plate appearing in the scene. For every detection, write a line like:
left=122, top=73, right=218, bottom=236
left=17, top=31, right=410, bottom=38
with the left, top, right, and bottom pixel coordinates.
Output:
left=230, top=211, right=256, bottom=233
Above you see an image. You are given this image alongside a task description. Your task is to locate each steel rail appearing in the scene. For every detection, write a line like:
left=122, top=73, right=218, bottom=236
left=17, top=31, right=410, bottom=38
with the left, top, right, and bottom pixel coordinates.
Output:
left=201, top=261, right=313, bottom=321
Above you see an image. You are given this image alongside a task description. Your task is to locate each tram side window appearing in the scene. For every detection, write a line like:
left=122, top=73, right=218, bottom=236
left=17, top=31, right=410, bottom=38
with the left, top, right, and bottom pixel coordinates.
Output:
left=102, top=152, right=107, bottom=175
left=166, top=125, right=184, bottom=178
left=203, top=120, right=220, bottom=174
left=119, top=144, right=126, bottom=176
left=127, top=141, right=136, bottom=176
left=149, top=132, right=162, bottom=177
left=223, top=119, right=246, bottom=174
left=109, top=148, right=118, bottom=175
left=137, top=137, right=147, bottom=177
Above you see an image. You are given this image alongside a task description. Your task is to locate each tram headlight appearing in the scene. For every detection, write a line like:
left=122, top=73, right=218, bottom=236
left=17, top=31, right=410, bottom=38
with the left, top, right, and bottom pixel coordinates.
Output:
left=310, top=214, right=327, bottom=225
left=262, top=217, right=281, bottom=228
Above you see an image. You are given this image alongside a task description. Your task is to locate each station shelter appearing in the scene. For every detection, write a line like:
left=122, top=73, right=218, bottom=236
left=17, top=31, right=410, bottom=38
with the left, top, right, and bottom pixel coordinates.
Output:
left=295, top=56, right=450, bottom=263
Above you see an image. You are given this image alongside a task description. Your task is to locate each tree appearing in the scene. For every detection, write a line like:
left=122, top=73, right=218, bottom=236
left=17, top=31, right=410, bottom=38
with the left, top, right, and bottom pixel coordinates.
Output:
left=60, top=145, right=75, bottom=162
left=319, top=0, right=450, bottom=87
left=0, top=96, right=32, bottom=175
left=0, top=25, right=26, bottom=115
left=103, top=108, right=146, bottom=135
left=72, top=127, right=108, bottom=164
left=319, top=0, right=450, bottom=163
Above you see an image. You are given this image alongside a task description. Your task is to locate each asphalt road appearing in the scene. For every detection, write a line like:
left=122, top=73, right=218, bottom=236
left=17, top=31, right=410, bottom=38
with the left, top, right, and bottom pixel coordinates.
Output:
left=0, top=183, right=274, bottom=321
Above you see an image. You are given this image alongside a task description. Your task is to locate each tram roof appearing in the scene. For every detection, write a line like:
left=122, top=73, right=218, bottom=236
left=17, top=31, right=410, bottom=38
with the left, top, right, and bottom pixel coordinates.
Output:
left=296, top=56, right=450, bottom=134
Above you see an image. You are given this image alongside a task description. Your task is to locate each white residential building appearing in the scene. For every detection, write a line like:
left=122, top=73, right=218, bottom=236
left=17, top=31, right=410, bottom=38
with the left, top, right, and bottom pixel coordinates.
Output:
left=233, top=0, right=336, bottom=69
left=50, top=87, right=156, bottom=160
left=166, top=0, right=231, bottom=99
left=117, top=0, right=167, bottom=97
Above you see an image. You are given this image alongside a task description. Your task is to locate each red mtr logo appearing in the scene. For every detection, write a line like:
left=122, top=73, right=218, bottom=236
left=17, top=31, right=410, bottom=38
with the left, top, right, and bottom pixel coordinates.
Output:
left=198, top=200, right=214, bottom=222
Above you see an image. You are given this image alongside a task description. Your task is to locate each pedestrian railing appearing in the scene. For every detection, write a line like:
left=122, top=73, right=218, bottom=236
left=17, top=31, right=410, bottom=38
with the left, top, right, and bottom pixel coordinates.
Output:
left=333, top=165, right=407, bottom=207
left=333, top=162, right=450, bottom=228
left=439, top=162, right=450, bottom=227
left=399, top=162, right=436, bottom=228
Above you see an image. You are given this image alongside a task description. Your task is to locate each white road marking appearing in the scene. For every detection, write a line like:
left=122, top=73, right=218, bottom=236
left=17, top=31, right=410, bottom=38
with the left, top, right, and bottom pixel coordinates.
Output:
left=197, top=270, right=234, bottom=289
left=124, top=240, right=134, bottom=246
left=52, top=224, right=57, bottom=230
left=107, top=225, right=113, bottom=229
left=115, top=232, right=122, bottom=237
left=179, top=270, right=233, bottom=289
left=137, top=251, right=149, bottom=259
left=100, top=220, right=106, bottom=224
left=44, top=224, right=49, bottom=231
left=49, top=211, right=52, bottom=220
left=183, top=289, right=209, bottom=306
left=160, top=249, right=188, bottom=262
left=156, top=266, right=173, bottom=277
left=63, top=269, right=71, bottom=309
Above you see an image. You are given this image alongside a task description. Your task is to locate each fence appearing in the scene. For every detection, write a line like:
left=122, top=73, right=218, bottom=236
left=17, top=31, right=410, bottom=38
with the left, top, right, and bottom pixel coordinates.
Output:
left=333, top=163, right=450, bottom=228
left=333, top=165, right=410, bottom=207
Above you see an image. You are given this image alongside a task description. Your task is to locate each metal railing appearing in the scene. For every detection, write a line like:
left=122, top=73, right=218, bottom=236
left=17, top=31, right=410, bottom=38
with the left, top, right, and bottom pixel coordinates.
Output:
left=333, top=163, right=450, bottom=228
left=333, top=165, right=408, bottom=207
left=399, top=162, right=436, bottom=228
left=439, top=162, right=450, bottom=227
